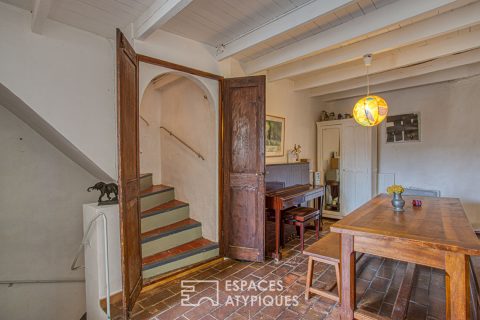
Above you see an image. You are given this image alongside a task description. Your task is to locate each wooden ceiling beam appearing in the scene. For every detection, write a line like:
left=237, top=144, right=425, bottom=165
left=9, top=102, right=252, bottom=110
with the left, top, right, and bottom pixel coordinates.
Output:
left=294, top=26, right=480, bottom=91
left=31, top=0, right=54, bottom=34
left=311, top=62, right=480, bottom=100
left=134, top=0, right=192, bottom=40
left=215, top=0, right=354, bottom=61
left=267, top=0, right=480, bottom=81
left=244, top=0, right=456, bottom=75
left=308, top=48, right=480, bottom=97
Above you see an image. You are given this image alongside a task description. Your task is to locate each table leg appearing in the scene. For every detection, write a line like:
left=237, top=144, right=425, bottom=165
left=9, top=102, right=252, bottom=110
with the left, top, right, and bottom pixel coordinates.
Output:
left=445, top=252, right=470, bottom=319
left=305, top=257, right=314, bottom=300
left=273, top=207, right=282, bottom=261
left=340, top=234, right=355, bottom=320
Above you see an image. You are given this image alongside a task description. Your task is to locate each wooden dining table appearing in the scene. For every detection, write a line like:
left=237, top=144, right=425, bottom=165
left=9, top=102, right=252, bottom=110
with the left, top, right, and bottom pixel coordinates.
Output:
left=331, top=194, right=480, bottom=320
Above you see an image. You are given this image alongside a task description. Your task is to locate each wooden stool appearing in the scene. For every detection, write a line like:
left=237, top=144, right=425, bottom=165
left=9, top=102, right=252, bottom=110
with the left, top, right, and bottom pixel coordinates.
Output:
left=284, top=206, right=320, bottom=252
left=303, top=233, right=341, bottom=302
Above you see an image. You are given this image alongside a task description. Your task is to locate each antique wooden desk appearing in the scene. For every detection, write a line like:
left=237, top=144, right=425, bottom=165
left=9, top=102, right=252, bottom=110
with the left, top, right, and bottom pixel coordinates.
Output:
left=331, top=194, right=480, bottom=320
left=265, top=184, right=324, bottom=261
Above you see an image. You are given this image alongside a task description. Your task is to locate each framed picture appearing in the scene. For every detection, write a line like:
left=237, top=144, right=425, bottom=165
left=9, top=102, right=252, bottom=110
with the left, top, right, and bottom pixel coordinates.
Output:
left=266, top=115, right=285, bottom=157
left=385, top=112, right=421, bottom=143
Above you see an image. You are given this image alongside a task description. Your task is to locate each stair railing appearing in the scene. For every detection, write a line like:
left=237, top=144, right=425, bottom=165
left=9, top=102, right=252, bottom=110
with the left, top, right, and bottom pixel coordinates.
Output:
left=160, top=126, right=205, bottom=160
left=71, top=212, right=111, bottom=320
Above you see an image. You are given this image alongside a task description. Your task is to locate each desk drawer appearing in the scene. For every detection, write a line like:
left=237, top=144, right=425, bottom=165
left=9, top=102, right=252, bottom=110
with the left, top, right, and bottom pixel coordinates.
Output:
left=304, top=190, right=323, bottom=203
left=283, top=195, right=306, bottom=208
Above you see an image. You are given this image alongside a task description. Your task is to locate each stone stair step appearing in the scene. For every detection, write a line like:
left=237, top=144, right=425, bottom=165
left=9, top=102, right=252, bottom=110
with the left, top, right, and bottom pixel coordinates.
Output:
left=142, top=238, right=219, bottom=279
left=141, top=199, right=188, bottom=218
left=141, top=219, right=202, bottom=257
left=141, top=200, right=189, bottom=232
left=140, top=184, right=174, bottom=212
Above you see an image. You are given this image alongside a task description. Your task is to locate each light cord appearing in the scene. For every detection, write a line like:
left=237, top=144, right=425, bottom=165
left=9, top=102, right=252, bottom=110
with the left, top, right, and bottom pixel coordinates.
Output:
left=366, top=65, right=370, bottom=96
left=363, top=64, right=370, bottom=123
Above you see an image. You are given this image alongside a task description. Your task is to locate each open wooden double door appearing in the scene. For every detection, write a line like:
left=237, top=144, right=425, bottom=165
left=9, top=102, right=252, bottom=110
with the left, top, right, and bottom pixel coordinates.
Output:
left=116, top=30, right=265, bottom=317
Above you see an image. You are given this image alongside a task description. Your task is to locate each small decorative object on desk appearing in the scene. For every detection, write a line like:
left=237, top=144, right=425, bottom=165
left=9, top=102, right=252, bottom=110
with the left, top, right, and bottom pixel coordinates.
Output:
left=292, top=144, right=302, bottom=162
left=387, top=184, right=405, bottom=212
left=87, top=182, right=119, bottom=206
left=412, top=199, right=422, bottom=207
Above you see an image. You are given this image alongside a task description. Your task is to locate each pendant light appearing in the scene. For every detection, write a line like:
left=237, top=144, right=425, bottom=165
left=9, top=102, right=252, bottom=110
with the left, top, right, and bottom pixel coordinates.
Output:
left=353, top=54, right=388, bottom=127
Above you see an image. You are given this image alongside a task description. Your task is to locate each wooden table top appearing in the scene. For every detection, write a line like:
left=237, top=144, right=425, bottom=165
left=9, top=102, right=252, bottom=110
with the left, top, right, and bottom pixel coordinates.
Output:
left=331, top=194, right=480, bottom=255
left=265, top=184, right=323, bottom=199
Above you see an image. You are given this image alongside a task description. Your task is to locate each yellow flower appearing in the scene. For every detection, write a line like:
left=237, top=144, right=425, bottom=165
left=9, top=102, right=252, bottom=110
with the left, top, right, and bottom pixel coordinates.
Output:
left=387, top=185, right=404, bottom=195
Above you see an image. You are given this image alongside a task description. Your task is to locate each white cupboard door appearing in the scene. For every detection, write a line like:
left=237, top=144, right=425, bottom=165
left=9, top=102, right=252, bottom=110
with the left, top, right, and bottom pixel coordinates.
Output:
left=341, top=122, right=372, bottom=215
left=354, top=125, right=372, bottom=208
left=317, top=119, right=376, bottom=217
left=341, top=124, right=356, bottom=215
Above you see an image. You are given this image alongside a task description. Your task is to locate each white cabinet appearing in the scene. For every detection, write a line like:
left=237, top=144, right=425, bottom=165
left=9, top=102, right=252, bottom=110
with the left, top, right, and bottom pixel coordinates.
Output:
left=317, top=119, right=377, bottom=219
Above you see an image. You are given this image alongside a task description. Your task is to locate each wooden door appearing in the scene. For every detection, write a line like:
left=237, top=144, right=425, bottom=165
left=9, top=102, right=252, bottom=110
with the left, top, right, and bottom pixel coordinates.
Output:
left=222, top=76, right=266, bottom=262
left=116, top=29, right=142, bottom=316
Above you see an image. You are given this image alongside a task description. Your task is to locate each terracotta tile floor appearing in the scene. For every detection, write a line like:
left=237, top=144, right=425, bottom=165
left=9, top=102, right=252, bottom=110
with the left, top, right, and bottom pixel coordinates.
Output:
left=111, top=219, right=446, bottom=320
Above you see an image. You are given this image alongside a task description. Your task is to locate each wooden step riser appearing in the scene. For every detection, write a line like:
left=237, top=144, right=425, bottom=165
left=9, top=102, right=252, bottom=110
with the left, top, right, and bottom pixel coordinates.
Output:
left=141, top=206, right=189, bottom=232
left=141, top=189, right=175, bottom=212
left=140, top=174, right=153, bottom=192
left=141, top=226, right=202, bottom=258
left=142, top=248, right=219, bottom=279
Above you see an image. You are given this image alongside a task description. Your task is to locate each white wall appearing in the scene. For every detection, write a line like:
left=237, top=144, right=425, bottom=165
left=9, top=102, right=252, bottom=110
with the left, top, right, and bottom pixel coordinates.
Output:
left=160, top=78, right=217, bottom=241
left=318, top=76, right=480, bottom=225
left=0, top=104, right=98, bottom=320
left=266, top=79, right=322, bottom=170
left=135, top=29, right=222, bottom=75
left=139, top=84, right=163, bottom=184
left=0, top=3, right=117, bottom=179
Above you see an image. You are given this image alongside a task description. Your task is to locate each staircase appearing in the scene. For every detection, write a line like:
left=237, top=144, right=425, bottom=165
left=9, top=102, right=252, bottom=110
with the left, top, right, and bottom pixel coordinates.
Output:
left=139, top=173, right=219, bottom=281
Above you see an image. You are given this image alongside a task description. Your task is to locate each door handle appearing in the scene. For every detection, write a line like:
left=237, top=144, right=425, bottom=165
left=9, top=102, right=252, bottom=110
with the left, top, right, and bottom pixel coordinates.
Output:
left=256, top=172, right=265, bottom=176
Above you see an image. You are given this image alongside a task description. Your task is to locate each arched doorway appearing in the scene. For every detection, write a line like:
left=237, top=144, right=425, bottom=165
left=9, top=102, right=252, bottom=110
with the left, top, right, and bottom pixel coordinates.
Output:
left=137, top=71, right=219, bottom=282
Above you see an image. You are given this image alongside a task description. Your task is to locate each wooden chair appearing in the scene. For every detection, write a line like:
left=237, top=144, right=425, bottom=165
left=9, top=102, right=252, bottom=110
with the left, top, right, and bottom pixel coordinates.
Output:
left=303, top=232, right=341, bottom=302
left=283, top=206, right=320, bottom=252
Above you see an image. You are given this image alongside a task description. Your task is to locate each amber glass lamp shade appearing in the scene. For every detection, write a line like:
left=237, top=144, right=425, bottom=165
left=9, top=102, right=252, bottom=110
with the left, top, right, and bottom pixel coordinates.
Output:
left=353, top=95, right=388, bottom=127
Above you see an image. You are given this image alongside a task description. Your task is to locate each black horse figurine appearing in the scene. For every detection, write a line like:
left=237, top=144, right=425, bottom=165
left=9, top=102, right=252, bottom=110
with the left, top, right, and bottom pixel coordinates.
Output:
left=87, top=182, right=119, bottom=205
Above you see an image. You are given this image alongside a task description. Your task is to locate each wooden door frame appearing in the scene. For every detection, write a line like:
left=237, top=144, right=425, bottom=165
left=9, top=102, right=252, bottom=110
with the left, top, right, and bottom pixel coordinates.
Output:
left=135, top=54, right=226, bottom=256
left=117, top=29, right=143, bottom=317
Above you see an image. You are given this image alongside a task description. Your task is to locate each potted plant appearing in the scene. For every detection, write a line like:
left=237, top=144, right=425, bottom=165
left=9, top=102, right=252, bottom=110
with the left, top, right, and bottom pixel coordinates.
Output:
left=387, top=184, right=405, bottom=212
